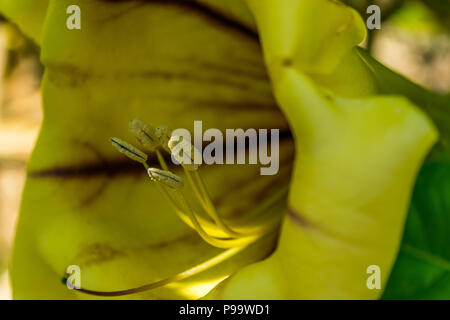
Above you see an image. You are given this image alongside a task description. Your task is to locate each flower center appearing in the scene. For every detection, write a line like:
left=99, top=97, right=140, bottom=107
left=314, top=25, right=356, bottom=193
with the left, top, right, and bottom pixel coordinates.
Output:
left=63, top=119, right=287, bottom=297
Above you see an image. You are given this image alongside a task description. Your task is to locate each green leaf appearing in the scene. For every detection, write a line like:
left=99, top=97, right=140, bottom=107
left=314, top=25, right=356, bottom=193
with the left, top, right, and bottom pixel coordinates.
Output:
left=383, top=161, right=450, bottom=299
left=419, top=0, right=450, bottom=30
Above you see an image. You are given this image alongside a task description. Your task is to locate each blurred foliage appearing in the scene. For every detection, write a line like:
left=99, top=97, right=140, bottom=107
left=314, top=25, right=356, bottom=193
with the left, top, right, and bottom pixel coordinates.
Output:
left=342, top=0, right=406, bottom=21
left=421, top=0, right=450, bottom=30
left=342, top=0, right=449, bottom=32
left=389, top=1, right=446, bottom=33
left=343, top=0, right=449, bottom=50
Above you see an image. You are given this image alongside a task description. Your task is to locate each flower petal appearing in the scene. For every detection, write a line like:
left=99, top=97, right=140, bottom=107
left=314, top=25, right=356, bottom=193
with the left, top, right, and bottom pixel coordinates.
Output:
left=208, top=0, right=439, bottom=299
left=0, top=0, right=49, bottom=43
left=8, top=0, right=293, bottom=299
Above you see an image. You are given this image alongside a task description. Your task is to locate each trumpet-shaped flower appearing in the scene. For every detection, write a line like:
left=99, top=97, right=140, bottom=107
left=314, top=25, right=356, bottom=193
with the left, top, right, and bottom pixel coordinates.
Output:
left=1, top=0, right=444, bottom=299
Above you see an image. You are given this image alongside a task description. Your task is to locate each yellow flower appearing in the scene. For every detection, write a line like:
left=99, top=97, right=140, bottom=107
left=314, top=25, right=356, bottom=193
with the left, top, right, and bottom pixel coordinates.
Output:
left=1, top=0, right=438, bottom=299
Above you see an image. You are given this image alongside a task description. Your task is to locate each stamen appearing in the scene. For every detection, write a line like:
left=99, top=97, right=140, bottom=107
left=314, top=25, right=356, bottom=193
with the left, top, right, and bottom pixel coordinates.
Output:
left=161, top=133, right=245, bottom=238
left=129, top=119, right=160, bottom=152
left=147, top=168, right=184, bottom=189
left=155, top=125, right=172, bottom=151
left=63, top=246, right=247, bottom=297
left=156, top=150, right=169, bottom=171
left=155, top=183, right=229, bottom=239
left=153, top=181, right=195, bottom=228
left=110, top=137, right=148, bottom=164
left=168, top=135, right=202, bottom=171
left=184, top=169, right=244, bottom=238
left=148, top=168, right=257, bottom=248
left=174, top=187, right=259, bottom=248
left=107, top=121, right=286, bottom=294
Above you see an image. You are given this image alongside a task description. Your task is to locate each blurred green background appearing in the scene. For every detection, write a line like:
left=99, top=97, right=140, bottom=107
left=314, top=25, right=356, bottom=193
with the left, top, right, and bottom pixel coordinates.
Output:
left=0, top=0, right=448, bottom=300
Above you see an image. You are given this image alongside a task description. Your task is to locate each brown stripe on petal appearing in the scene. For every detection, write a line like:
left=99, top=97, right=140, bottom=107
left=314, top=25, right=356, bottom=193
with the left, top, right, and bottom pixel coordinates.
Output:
left=28, top=159, right=147, bottom=208
left=286, top=208, right=351, bottom=244
left=28, top=132, right=293, bottom=209
left=47, top=65, right=270, bottom=93
left=30, top=131, right=293, bottom=179
left=95, top=1, right=148, bottom=23
left=188, top=59, right=268, bottom=81
left=99, top=0, right=258, bottom=39
left=178, top=97, right=280, bottom=112
left=74, top=243, right=127, bottom=267
left=136, top=70, right=268, bottom=93
left=287, top=207, right=314, bottom=229
left=144, top=232, right=200, bottom=250
left=78, top=180, right=109, bottom=207
left=154, top=0, right=258, bottom=39
left=30, top=159, right=144, bottom=179
left=72, top=233, right=202, bottom=268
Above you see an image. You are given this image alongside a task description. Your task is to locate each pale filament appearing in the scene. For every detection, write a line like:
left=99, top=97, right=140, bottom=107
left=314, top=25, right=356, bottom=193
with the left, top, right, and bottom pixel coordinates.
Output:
left=71, top=120, right=286, bottom=297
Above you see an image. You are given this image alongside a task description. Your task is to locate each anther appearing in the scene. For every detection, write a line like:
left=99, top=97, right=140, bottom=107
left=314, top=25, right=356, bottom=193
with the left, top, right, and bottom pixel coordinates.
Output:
left=168, top=135, right=202, bottom=171
left=110, top=137, right=148, bottom=164
left=148, top=168, right=184, bottom=189
left=155, top=125, right=172, bottom=148
left=129, top=119, right=160, bottom=151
